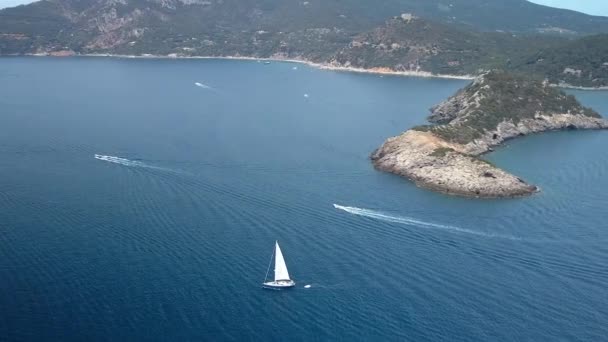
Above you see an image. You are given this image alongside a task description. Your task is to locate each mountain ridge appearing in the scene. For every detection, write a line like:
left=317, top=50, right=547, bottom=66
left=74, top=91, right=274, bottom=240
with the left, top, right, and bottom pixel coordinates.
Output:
left=2, top=0, right=608, bottom=87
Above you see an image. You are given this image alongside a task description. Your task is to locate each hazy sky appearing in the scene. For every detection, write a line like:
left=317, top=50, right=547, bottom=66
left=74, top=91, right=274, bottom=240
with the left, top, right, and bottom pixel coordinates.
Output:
left=0, top=0, right=606, bottom=16
left=0, top=0, right=32, bottom=8
left=529, top=0, right=608, bottom=16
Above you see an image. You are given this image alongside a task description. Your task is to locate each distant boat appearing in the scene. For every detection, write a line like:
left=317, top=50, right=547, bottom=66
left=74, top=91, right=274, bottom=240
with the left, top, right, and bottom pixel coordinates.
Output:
left=263, top=241, right=295, bottom=289
left=264, top=61, right=271, bottom=65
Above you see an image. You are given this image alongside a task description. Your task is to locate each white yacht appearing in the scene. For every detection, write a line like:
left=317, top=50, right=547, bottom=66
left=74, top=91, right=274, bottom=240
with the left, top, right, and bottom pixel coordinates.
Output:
left=262, top=241, right=295, bottom=289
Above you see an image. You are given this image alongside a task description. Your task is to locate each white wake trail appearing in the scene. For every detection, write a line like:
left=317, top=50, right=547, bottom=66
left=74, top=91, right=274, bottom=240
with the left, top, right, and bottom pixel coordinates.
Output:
left=333, top=204, right=521, bottom=241
left=194, top=82, right=212, bottom=89
left=94, top=154, right=177, bottom=173
left=94, top=154, right=148, bottom=167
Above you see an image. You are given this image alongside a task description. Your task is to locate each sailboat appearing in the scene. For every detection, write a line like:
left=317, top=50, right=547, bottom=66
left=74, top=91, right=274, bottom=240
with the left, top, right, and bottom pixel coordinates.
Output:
left=263, top=241, right=296, bottom=289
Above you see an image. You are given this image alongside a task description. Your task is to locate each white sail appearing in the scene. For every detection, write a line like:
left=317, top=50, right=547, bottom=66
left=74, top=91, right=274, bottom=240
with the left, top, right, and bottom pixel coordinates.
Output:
left=274, top=241, right=291, bottom=281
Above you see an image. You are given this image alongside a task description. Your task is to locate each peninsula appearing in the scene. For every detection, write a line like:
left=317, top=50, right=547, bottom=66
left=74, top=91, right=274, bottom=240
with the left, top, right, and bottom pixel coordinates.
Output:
left=371, top=71, right=608, bottom=198
left=2, top=1, right=608, bottom=197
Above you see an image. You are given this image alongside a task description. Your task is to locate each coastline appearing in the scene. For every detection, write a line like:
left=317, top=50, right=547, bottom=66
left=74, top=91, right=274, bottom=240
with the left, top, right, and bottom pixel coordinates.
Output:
left=371, top=70, right=608, bottom=199
left=370, top=130, right=540, bottom=199
left=22, top=52, right=476, bottom=80
left=16, top=53, right=608, bottom=88
left=372, top=114, right=608, bottom=199
left=551, top=82, right=608, bottom=91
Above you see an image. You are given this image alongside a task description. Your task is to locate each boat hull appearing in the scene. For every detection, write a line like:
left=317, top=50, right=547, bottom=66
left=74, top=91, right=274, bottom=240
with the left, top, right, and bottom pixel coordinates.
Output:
left=262, top=280, right=296, bottom=289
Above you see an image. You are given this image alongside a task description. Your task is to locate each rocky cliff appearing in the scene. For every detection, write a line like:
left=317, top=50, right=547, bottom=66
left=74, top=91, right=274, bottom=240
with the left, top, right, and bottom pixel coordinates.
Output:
left=372, top=71, right=608, bottom=198
left=371, top=130, right=538, bottom=198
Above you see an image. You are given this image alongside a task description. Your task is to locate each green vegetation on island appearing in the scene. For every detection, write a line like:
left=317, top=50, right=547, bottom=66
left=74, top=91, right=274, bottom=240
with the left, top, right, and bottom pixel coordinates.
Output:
left=414, top=70, right=601, bottom=145
left=429, top=147, right=455, bottom=158
left=373, top=71, right=607, bottom=198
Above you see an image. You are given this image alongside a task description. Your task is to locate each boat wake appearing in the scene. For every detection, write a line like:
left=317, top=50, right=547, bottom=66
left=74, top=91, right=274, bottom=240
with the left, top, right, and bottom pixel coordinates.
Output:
left=333, top=204, right=522, bottom=241
left=94, top=154, right=177, bottom=172
left=194, top=82, right=212, bottom=89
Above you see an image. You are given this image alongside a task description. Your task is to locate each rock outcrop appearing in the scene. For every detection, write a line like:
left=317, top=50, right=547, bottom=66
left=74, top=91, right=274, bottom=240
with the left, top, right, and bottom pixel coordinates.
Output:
left=372, top=131, right=538, bottom=197
left=459, top=113, right=608, bottom=155
left=372, top=71, right=608, bottom=198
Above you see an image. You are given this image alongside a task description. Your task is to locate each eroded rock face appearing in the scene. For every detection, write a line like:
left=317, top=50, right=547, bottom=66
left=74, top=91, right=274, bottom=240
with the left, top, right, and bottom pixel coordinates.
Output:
left=462, top=113, right=608, bottom=155
left=371, top=131, right=538, bottom=198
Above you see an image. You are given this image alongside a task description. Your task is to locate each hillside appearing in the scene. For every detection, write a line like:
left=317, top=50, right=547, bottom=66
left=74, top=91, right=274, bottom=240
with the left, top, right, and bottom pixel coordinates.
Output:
left=1, top=0, right=608, bottom=56
left=329, top=15, right=562, bottom=76
left=510, top=34, right=608, bottom=88
left=329, top=17, right=608, bottom=85
left=0, top=0, right=380, bottom=58
left=372, top=71, right=608, bottom=197
left=1, top=1, right=608, bottom=87
left=3, top=0, right=608, bottom=35
left=415, top=71, right=602, bottom=150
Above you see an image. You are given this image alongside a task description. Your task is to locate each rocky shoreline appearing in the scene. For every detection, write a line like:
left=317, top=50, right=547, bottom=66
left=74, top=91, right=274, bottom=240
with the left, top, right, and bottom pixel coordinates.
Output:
left=551, top=83, right=608, bottom=91
left=372, top=71, right=608, bottom=198
left=456, top=113, right=608, bottom=156
left=371, top=131, right=540, bottom=198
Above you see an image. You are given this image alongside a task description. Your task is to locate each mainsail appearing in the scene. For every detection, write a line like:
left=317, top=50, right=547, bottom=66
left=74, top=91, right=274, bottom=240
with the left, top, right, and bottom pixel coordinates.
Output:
left=274, top=241, right=291, bottom=281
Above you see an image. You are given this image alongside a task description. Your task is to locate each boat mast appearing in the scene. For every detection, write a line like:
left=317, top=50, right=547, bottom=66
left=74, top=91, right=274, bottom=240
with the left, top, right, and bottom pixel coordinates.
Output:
left=263, top=243, right=275, bottom=282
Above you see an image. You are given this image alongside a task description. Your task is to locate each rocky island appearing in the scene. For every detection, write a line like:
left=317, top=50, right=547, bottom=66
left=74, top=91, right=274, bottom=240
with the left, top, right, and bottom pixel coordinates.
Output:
left=372, top=71, right=608, bottom=198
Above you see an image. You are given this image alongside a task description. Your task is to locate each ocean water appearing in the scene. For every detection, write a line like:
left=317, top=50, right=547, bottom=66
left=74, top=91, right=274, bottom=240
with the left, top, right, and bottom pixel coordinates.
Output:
left=1, top=57, right=607, bottom=341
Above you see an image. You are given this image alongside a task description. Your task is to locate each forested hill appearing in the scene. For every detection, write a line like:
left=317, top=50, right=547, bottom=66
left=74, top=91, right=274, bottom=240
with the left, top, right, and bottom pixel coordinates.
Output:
left=3, top=0, right=608, bottom=33
left=1, top=0, right=608, bottom=87
left=329, top=15, right=563, bottom=76
left=328, top=17, right=608, bottom=87
left=509, top=34, right=608, bottom=88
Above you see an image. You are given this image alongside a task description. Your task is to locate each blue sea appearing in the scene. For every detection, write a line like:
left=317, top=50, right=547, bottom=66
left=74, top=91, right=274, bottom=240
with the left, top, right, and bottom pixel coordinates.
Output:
left=1, top=57, right=607, bottom=341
